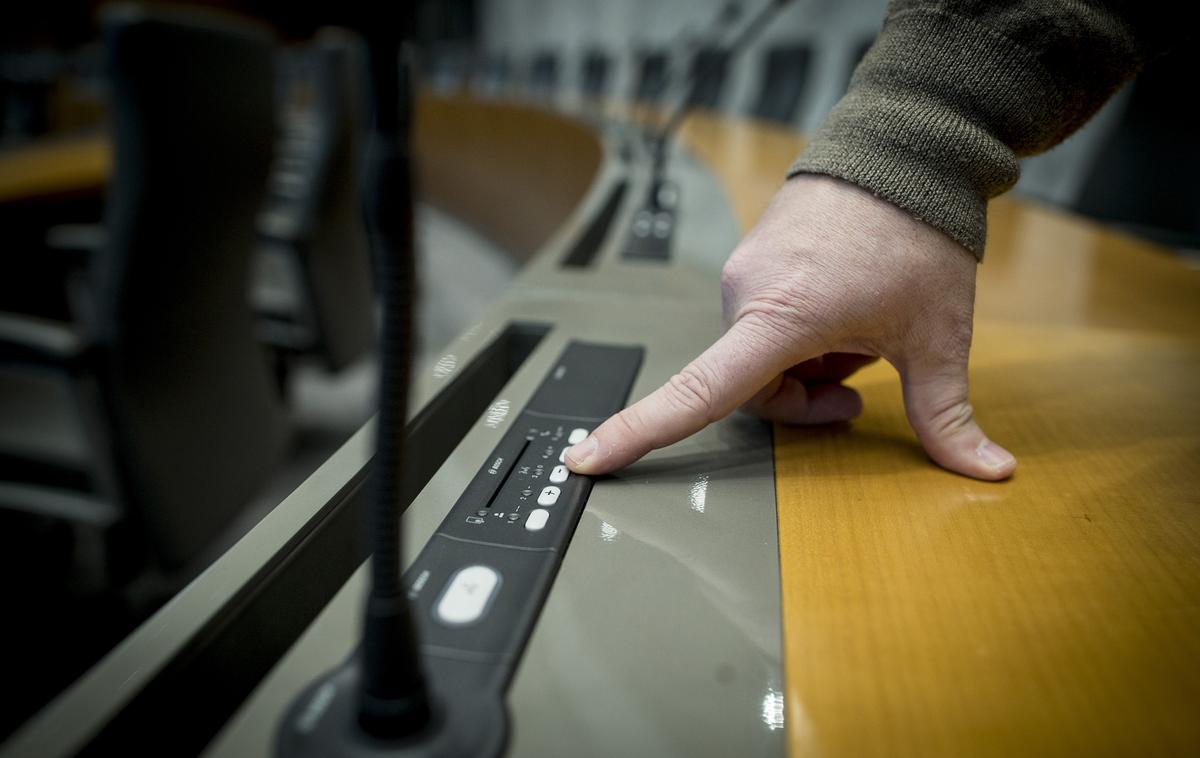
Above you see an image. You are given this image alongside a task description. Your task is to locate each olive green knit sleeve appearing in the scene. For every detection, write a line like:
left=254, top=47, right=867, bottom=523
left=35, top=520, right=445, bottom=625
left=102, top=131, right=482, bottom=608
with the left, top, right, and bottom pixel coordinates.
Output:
left=788, top=1, right=1185, bottom=258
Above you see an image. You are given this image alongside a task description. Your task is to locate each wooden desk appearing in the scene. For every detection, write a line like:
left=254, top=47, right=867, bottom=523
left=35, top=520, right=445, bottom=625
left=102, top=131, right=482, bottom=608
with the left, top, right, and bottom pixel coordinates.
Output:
left=0, top=93, right=603, bottom=262
left=681, top=113, right=1200, bottom=756
left=0, top=133, right=109, bottom=204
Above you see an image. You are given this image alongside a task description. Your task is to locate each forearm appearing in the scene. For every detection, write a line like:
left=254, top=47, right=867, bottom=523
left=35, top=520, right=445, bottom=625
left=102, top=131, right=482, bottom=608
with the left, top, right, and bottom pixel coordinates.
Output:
left=790, top=1, right=1186, bottom=257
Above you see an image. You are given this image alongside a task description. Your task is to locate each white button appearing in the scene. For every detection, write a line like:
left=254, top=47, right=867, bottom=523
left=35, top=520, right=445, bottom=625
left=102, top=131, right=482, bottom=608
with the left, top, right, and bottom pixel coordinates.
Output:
left=550, top=465, right=569, bottom=484
left=537, top=486, right=561, bottom=506
left=525, top=509, right=549, bottom=531
left=568, top=428, right=589, bottom=444
left=435, top=565, right=500, bottom=626
left=559, top=448, right=567, bottom=463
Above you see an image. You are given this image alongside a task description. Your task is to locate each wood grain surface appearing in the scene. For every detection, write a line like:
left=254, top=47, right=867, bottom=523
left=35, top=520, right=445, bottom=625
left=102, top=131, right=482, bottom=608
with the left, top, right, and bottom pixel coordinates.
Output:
left=0, top=94, right=604, bottom=264
left=0, top=133, right=110, bottom=204
left=681, top=112, right=1200, bottom=757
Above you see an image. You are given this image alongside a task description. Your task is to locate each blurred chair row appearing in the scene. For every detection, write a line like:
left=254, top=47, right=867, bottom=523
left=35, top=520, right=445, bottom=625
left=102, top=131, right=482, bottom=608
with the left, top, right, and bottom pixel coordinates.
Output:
left=423, top=42, right=838, bottom=128
left=0, top=7, right=376, bottom=734
left=429, top=40, right=1198, bottom=252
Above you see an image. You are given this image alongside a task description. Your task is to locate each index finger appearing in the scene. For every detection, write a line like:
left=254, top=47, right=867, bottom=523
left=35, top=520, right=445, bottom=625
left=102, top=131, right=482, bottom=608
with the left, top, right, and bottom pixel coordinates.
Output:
left=564, top=316, right=814, bottom=474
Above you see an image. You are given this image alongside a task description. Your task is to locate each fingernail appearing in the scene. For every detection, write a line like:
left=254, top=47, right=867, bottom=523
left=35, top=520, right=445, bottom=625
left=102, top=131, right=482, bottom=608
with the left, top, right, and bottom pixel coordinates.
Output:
left=565, top=435, right=598, bottom=469
left=976, top=439, right=1015, bottom=470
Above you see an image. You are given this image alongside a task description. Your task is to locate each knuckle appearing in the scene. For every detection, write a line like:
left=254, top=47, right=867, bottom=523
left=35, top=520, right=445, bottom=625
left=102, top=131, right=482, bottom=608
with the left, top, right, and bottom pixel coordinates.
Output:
left=607, top=406, right=646, bottom=441
left=736, top=286, right=828, bottom=352
left=924, top=394, right=975, bottom=437
left=663, top=366, right=718, bottom=421
left=719, top=249, right=750, bottom=295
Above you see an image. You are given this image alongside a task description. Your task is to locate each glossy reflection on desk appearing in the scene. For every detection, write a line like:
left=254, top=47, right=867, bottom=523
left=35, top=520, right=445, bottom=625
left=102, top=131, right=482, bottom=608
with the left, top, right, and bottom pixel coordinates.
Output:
left=681, top=113, right=1200, bottom=756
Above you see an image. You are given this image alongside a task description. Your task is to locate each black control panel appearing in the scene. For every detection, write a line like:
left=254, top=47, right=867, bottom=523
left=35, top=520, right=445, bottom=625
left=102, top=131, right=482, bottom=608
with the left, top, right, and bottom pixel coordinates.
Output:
left=402, top=341, right=643, bottom=694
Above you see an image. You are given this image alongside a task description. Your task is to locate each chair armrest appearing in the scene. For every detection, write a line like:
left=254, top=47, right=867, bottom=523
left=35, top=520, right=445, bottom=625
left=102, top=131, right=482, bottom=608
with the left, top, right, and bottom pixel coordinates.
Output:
left=45, top=223, right=107, bottom=254
left=258, top=205, right=312, bottom=244
left=0, top=312, right=91, bottom=368
left=44, top=223, right=106, bottom=270
left=0, top=481, right=118, bottom=527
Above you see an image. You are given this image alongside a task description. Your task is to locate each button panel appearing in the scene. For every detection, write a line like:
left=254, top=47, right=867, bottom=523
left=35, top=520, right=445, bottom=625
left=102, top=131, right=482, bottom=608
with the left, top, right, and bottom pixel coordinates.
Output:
left=399, top=341, right=643, bottom=690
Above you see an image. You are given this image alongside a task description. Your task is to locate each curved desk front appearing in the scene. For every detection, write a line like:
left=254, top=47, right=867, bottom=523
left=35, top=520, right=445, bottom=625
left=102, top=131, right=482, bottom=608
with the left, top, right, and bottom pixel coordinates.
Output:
left=4, top=96, right=1198, bottom=758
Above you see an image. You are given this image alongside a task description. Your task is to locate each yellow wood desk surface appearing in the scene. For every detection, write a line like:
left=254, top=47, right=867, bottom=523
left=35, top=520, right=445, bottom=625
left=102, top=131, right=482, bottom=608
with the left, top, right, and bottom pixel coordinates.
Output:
left=679, top=113, right=1200, bottom=757
left=0, top=133, right=109, bottom=204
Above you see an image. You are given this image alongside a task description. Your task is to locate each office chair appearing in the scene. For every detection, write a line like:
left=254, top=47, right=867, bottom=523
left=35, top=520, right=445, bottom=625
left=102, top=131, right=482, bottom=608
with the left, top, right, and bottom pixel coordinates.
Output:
left=421, top=41, right=472, bottom=93
left=684, top=47, right=731, bottom=110
left=632, top=50, right=669, bottom=104
left=840, top=33, right=876, bottom=97
left=529, top=51, right=559, bottom=100
left=580, top=49, right=610, bottom=99
left=254, top=29, right=376, bottom=377
left=750, top=43, right=812, bottom=125
left=1073, top=49, right=1200, bottom=251
left=471, top=52, right=511, bottom=97
left=0, top=6, right=288, bottom=591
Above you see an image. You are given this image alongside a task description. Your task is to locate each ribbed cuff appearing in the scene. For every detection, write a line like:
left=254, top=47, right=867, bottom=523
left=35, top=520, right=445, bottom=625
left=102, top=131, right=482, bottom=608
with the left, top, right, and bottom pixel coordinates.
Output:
left=789, top=8, right=1064, bottom=259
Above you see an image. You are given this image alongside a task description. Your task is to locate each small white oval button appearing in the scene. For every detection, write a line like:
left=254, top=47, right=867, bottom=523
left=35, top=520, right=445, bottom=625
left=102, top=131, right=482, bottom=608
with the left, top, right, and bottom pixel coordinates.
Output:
left=537, top=486, right=561, bottom=506
left=525, top=509, right=550, bottom=531
left=435, top=565, right=500, bottom=626
left=549, top=465, right=569, bottom=484
left=568, top=428, right=589, bottom=444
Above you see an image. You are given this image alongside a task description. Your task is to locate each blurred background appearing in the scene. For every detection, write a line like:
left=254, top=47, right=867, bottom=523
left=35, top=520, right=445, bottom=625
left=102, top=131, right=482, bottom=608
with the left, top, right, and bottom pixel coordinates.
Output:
left=1, top=0, right=1196, bottom=742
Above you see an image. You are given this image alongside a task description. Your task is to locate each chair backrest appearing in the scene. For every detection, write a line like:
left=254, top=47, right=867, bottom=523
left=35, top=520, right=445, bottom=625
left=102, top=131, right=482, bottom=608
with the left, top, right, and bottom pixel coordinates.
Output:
left=751, top=43, right=812, bottom=125
left=684, top=47, right=730, bottom=111
left=287, top=30, right=376, bottom=371
left=529, top=51, right=559, bottom=99
left=581, top=50, right=610, bottom=98
left=92, top=6, right=288, bottom=572
left=632, top=50, right=668, bottom=104
left=839, top=34, right=876, bottom=98
left=472, top=52, right=510, bottom=97
left=1073, top=49, right=1200, bottom=249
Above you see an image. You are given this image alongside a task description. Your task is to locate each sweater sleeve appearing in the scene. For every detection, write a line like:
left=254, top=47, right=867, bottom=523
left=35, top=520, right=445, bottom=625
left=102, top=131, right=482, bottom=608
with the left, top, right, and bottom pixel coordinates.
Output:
left=788, top=1, right=1185, bottom=258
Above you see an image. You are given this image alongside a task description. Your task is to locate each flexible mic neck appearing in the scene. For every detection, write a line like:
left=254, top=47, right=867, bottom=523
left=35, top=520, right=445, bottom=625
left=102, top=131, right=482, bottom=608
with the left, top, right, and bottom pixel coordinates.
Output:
left=644, top=2, right=743, bottom=106
left=356, top=32, right=432, bottom=740
left=650, top=0, right=792, bottom=181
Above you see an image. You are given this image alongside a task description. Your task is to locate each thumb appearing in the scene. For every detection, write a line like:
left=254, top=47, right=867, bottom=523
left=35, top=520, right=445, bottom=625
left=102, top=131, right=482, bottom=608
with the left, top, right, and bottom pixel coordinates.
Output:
left=900, top=350, right=1016, bottom=481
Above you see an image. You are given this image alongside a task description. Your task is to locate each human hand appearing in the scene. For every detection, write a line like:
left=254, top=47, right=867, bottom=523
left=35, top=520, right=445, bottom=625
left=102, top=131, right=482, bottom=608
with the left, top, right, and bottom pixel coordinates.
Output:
left=565, top=174, right=1016, bottom=481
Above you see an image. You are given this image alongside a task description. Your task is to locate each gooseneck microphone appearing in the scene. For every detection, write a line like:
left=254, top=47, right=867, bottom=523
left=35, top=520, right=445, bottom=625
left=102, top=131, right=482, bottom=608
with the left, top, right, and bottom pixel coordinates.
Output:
left=275, top=19, right=456, bottom=758
left=354, top=32, right=431, bottom=741
left=643, top=1, right=744, bottom=107
left=276, top=6, right=647, bottom=756
left=625, top=0, right=793, bottom=260
left=650, top=0, right=792, bottom=172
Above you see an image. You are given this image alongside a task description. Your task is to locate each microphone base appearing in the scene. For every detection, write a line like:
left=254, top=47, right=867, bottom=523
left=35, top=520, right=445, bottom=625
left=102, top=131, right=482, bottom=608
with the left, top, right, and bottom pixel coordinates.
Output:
left=622, top=179, right=679, bottom=262
left=275, top=655, right=507, bottom=758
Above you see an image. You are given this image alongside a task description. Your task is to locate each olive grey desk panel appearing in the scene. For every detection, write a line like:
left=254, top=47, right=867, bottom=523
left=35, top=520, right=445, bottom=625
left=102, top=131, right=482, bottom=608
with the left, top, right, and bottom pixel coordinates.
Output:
left=205, top=293, right=784, bottom=758
left=0, top=126, right=775, bottom=757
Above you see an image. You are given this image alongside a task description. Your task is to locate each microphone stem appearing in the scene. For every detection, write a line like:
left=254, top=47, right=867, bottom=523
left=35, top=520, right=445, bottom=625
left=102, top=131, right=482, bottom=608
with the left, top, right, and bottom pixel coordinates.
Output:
left=357, top=33, right=432, bottom=738
left=656, top=0, right=792, bottom=145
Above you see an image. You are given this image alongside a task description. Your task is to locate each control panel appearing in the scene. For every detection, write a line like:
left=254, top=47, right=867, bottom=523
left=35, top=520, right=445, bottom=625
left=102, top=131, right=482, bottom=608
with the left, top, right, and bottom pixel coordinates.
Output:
left=401, top=341, right=643, bottom=694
